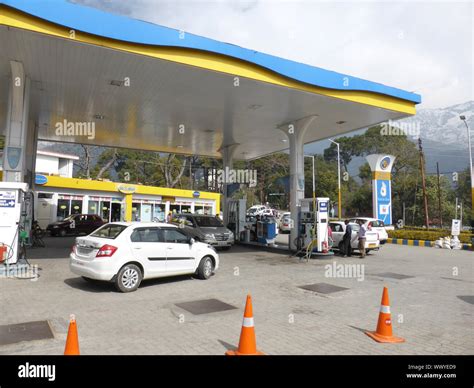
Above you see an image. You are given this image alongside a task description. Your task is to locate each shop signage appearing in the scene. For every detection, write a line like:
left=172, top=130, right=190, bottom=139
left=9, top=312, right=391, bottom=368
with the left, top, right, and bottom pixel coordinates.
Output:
left=35, top=174, right=48, bottom=185
left=117, top=184, right=136, bottom=194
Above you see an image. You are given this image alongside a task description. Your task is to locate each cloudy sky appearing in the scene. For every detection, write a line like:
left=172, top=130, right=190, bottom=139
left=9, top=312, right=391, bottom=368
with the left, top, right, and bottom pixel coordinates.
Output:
left=72, top=0, right=473, bottom=110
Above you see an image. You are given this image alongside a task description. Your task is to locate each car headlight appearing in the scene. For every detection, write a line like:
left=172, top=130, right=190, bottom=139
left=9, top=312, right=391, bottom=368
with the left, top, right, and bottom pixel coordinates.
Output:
left=204, top=233, right=215, bottom=240
left=229, top=231, right=234, bottom=239
left=53, top=225, right=59, bottom=228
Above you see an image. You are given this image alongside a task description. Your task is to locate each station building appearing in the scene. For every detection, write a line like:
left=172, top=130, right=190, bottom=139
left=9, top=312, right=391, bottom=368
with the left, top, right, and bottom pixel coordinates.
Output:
left=0, top=150, right=220, bottom=228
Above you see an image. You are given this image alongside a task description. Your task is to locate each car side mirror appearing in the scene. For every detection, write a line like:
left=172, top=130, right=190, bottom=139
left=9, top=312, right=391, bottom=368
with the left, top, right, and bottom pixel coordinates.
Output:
left=189, top=237, right=195, bottom=245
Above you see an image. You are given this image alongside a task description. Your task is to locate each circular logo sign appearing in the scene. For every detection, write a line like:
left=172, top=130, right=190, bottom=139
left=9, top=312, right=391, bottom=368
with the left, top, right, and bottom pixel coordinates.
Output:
left=380, top=156, right=391, bottom=170
left=35, top=174, right=48, bottom=185
left=117, top=184, right=136, bottom=194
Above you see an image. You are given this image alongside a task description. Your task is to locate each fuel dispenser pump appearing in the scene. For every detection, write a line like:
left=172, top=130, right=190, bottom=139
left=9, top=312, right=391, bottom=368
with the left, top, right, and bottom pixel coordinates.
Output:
left=298, top=197, right=332, bottom=256
left=0, top=182, right=30, bottom=266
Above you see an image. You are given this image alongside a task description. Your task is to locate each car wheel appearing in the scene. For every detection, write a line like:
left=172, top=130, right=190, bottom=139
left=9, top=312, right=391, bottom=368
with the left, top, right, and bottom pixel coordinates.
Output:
left=197, top=256, right=214, bottom=280
left=59, top=229, right=67, bottom=237
left=115, top=264, right=142, bottom=293
left=338, top=242, right=344, bottom=251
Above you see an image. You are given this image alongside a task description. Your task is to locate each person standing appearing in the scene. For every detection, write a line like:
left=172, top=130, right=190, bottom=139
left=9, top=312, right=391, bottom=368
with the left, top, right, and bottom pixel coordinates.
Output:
left=342, top=220, right=353, bottom=257
left=357, top=220, right=368, bottom=258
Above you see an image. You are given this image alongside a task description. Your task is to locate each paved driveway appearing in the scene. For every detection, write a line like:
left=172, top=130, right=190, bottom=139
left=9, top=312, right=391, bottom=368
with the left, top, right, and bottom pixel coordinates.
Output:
left=0, top=238, right=472, bottom=355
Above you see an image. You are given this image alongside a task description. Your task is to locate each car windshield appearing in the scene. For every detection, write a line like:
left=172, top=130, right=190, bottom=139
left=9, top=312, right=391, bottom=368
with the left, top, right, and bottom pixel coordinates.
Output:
left=63, top=215, right=76, bottom=221
left=91, top=224, right=127, bottom=239
left=194, top=216, right=223, bottom=227
left=371, top=220, right=384, bottom=227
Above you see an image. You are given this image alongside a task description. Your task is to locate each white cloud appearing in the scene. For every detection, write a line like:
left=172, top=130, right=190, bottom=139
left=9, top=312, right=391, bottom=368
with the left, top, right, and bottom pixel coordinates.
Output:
left=75, top=0, right=473, bottom=109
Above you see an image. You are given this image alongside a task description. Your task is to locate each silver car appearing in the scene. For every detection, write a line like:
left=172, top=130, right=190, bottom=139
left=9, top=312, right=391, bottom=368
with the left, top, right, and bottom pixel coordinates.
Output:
left=173, top=214, right=235, bottom=249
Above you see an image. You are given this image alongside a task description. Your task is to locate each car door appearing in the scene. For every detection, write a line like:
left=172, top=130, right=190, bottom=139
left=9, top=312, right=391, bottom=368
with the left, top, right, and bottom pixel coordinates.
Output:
left=162, top=228, right=196, bottom=274
left=91, top=215, right=105, bottom=232
left=129, top=227, right=167, bottom=277
left=350, top=224, right=360, bottom=248
left=82, top=215, right=96, bottom=234
left=329, top=223, right=344, bottom=246
left=181, top=216, right=198, bottom=238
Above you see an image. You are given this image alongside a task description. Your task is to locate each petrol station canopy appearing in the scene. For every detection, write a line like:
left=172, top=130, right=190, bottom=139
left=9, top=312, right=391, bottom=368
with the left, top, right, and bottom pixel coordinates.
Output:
left=0, top=0, right=421, bottom=161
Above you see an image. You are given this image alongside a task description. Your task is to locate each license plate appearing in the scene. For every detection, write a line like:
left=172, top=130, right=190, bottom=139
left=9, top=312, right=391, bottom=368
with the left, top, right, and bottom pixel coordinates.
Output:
left=217, top=241, right=228, bottom=246
left=368, top=244, right=376, bottom=248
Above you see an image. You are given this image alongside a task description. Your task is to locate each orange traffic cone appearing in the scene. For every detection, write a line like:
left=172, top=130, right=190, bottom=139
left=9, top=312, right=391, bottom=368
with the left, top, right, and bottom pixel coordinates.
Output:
left=365, top=287, right=405, bottom=343
left=64, top=314, right=80, bottom=355
left=226, top=295, right=264, bottom=355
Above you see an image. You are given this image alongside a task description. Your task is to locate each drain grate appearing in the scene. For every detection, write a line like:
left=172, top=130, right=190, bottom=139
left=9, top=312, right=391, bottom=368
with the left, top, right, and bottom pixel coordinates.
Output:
left=0, top=321, right=54, bottom=346
left=457, top=295, right=474, bottom=305
left=374, top=272, right=414, bottom=280
left=175, top=299, right=237, bottom=315
left=299, top=282, right=349, bottom=294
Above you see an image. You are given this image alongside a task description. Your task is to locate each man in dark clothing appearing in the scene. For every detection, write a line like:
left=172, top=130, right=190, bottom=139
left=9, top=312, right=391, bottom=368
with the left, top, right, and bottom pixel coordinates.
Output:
left=342, top=220, right=353, bottom=257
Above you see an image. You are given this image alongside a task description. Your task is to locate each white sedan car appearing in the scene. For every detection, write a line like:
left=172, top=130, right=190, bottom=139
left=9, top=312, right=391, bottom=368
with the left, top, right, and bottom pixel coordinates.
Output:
left=70, top=222, right=219, bottom=292
left=329, top=221, right=380, bottom=254
left=348, top=217, right=388, bottom=244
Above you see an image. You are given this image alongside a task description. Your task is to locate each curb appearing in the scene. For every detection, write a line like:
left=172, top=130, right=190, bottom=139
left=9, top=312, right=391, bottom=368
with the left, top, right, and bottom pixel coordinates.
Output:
left=387, top=238, right=474, bottom=251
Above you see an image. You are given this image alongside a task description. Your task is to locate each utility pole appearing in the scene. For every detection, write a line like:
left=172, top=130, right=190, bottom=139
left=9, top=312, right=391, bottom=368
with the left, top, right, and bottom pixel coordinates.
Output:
left=189, top=158, right=193, bottom=190
left=436, top=162, right=442, bottom=228
left=403, top=201, right=406, bottom=226
left=418, top=138, right=430, bottom=228
left=329, top=139, right=342, bottom=219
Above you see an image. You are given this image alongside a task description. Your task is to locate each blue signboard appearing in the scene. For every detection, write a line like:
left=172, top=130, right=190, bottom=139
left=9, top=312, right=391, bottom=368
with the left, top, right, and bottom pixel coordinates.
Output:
left=35, top=174, right=48, bottom=185
left=376, top=179, right=391, bottom=224
left=319, top=201, right=328, bottom=213
left=0, top=199, right=15, bottom=207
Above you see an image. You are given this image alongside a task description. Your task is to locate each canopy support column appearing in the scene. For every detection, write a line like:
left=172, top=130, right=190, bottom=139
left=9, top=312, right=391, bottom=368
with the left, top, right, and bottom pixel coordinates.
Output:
left=221, top=143, right=238, bottom=225
left=2, top=61, right=32, bottom=184
left=281, top=115, right=318, bottom=250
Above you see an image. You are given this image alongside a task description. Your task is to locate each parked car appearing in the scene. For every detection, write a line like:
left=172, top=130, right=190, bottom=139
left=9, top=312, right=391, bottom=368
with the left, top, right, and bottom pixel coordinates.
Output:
left=172, top=214, right=234, bottom=249
left=261, top=208, right=278, bottom=217
left=246, top=205, right=267, bottom=216
left=348, top=217, right=388, bottom=244
left=279, top=215, right=293, bottom=233
left=47, top=214, right=105, bottom=237
left=329, top=221, right=380, bottom=254
left=70, top=222, right=219, bottom=292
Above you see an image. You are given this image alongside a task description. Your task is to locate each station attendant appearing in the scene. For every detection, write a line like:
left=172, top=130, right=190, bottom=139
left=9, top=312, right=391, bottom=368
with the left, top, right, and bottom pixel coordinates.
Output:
left=357, top=220, right=368, bottom=258
left=342, top=220, right=352, bottom=257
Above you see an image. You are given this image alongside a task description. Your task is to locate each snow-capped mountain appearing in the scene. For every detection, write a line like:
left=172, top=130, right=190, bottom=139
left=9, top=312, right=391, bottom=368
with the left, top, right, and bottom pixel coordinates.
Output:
left=400, top=101, right=473, bottom=145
